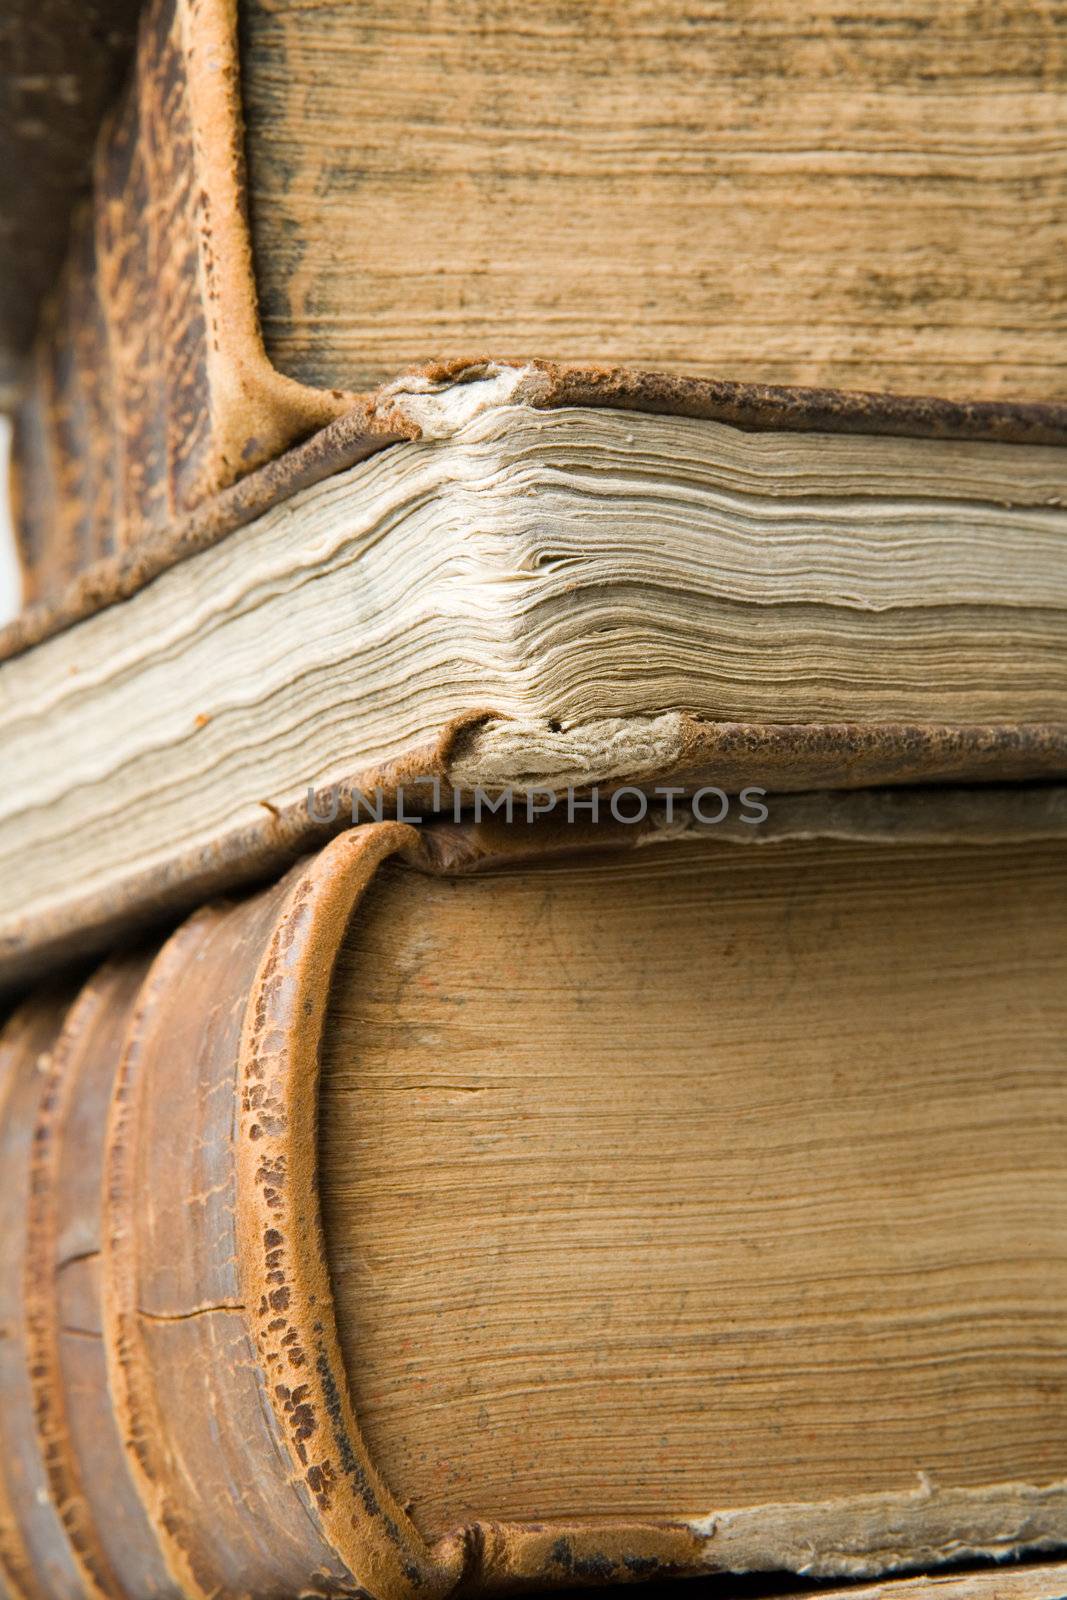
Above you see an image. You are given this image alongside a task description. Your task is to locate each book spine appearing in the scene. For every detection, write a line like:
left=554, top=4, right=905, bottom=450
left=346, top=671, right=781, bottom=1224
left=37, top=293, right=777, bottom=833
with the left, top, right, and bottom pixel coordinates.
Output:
left=22, top=955, right=172, bottom=1600
left=0, top=986, right=86, bottom=1600
left=11, top=0, right=346, bottom=609
left=0, top=833, right=432, bottom=1600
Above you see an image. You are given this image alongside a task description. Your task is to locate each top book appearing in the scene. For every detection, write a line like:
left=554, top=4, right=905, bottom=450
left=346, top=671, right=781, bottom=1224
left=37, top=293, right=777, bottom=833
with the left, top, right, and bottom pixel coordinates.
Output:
left=11, top=0, right=1067, bottom=604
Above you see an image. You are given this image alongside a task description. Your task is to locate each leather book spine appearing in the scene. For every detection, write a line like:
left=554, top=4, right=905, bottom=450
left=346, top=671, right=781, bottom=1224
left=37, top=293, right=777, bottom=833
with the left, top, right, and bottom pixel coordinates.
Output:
left=12, top=0, right=346, bottom=608
left=22, top=955, right=175, bottom=1600
left=0, top=988, right=85, bottom=1600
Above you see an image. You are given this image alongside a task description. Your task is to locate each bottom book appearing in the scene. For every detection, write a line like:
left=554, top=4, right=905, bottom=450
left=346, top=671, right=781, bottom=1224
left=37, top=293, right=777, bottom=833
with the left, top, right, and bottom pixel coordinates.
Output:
left=1, top=788, right=1065, bottom=1600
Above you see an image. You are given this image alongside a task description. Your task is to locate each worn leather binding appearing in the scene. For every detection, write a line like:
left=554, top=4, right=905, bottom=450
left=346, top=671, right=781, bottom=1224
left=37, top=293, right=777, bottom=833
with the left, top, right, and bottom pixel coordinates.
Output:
left=0, top=985, right=86, bottom=1600
left=0, top=826, right=712, bottom=1600
left=2, top=801, right=1067, bottom=1600
left=22, top=956, right=171, bottom=1600
left=0, top=0, right=142, bottom=403
left=11, top=0, right=348, bottom=607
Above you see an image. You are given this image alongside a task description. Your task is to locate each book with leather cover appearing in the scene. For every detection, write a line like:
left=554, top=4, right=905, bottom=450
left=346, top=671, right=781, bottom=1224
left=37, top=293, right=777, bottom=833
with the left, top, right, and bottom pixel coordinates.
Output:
left=12, top=0, right=1067, bottom=596
left=2, top=795, right=1066, bottom=1600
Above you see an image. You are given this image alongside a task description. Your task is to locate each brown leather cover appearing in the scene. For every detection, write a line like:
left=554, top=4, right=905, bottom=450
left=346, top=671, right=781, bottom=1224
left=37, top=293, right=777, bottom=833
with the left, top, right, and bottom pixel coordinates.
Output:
left=2, top=813, right=1067, bottom=1600
left=0, top=0, right=141, bottom=405
left=23, top=955, right=175, bottom=1600
left=10, top=0, right=348, bottom=608
left=0, top=986, right=84, bottom=1600
left=6, top=0, right=1064, bottom=1006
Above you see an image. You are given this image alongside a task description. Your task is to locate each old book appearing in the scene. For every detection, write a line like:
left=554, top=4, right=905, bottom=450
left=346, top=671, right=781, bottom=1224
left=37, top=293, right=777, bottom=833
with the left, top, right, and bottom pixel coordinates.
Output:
left=1, top=796, right=1066, bottom=1600
left=10, top=0, right=1067, bottom=598
left=2, top=361, right=1067, bottom=988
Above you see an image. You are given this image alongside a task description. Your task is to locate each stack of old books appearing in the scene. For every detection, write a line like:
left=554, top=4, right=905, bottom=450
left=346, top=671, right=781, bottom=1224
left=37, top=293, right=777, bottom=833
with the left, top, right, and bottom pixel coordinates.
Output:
left=1, top=2, right=1065, bottom=1598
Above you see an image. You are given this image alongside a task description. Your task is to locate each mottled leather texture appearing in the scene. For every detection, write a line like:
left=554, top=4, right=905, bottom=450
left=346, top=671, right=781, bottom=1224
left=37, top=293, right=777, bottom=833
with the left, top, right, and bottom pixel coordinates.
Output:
left=10, top=0, right=347, bottom=608
left=0, top=0, right=142, bottom=404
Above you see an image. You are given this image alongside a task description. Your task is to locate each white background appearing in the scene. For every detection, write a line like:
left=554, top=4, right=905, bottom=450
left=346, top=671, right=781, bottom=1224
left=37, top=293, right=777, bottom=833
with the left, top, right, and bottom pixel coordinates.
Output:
left=0, top=419, right=21, bottom=624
